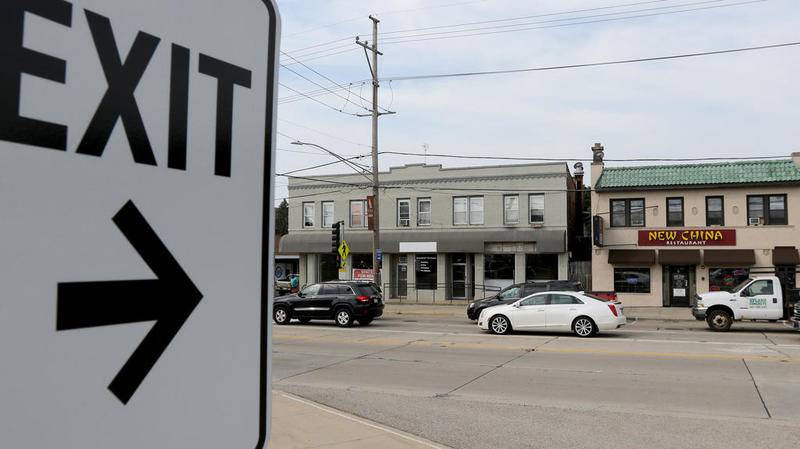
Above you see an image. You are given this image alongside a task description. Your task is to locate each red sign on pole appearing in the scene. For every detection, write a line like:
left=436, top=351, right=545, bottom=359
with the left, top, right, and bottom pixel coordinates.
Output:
left=638, top=229, right=736, bottom=246
left=367, top=195, right=375, bottom=230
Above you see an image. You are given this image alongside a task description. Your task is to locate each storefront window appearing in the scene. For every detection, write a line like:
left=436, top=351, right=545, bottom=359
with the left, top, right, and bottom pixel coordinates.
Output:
left=351, top=253, right=373, bottom=269
left=484, top=254, right=515, bottom=291
left=318, top=254, right=339, bottom=282
left=525, top=254, right=558, bottom=280
left=415, top=254, right=438, bottom=290
left=709, top=268, right=750, bottom=292
left=613, top=268, right=651, bottom=293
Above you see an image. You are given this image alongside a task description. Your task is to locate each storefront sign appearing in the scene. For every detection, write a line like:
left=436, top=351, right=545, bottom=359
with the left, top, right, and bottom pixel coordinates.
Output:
left=416, top=255, right=437, bottom=273
left=638, top=229, right=736, bottom=246
left=367, top=195, right=375, bottom=230
left=352, top=269, right=374, bottom=280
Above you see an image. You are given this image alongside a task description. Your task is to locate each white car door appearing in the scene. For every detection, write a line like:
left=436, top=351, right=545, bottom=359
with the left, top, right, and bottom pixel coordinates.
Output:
left=742, top=279, right=779, bottom=319
left=509, top=294, right=548, bottom=329
left=546, top=294, right=583, bottom=330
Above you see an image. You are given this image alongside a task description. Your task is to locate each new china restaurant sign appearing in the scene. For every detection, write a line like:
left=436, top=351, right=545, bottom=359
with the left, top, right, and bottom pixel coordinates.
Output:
left=639, top=229, right=736, bottom=246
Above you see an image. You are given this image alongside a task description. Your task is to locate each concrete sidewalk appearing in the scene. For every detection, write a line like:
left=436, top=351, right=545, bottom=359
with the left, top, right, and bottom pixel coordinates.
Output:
left=384, top=302, right=696, bottom=321
left=269, top=391, right=450, bottom=449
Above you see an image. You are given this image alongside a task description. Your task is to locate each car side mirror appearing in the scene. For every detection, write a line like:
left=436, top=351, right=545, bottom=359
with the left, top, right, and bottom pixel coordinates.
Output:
left=513, top=302, right=521, bottom=308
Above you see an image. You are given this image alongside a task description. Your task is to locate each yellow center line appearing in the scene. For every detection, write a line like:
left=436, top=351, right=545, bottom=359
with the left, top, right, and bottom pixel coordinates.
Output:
left=274, top=335, right=798, bottom=363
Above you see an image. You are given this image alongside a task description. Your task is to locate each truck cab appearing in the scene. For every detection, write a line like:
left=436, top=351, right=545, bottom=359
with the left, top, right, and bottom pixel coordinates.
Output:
left=693, top=275, right=786, bottom=331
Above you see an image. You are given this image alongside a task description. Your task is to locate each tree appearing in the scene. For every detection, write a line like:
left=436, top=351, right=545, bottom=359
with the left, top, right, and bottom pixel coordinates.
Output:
left=275, top=199, right=289, bottom=235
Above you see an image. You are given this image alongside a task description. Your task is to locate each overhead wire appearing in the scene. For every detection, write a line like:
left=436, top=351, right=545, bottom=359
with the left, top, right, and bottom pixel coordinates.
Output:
left=375, top=0, right=678, bottom=36
left=373, top=0, right=761, bottom=44
left=379, top=1, right=766, bottom=45
left=278, top=82, right=361, bottom=116
left=382, top=41, right=800, bottom=82
left=280, top=51, right=391, bottom=113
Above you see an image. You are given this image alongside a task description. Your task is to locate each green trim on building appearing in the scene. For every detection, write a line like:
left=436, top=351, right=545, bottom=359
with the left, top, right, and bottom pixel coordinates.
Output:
left=595, top=159, right=800, bottom=191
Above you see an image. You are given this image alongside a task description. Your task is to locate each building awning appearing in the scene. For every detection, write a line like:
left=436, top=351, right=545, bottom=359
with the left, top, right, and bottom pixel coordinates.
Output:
left=773, top=246, right=800, bottom=265
left=703, top=249, right=756, bottom=266
left=608, top=249, right=656, bottom=265
left=278, top=229, right=566, bottom=254
left=658, top=250, right=701, bottom=265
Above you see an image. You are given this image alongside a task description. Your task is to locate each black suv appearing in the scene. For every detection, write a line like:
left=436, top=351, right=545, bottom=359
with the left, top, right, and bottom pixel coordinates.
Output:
left=466, top=280, right=581, bottom=320
left=273, top=281, right=383, bottom=327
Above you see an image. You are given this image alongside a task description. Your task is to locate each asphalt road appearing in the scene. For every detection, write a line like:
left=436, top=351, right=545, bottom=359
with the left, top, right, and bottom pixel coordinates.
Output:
left=273, top=315, right=800, bottom=449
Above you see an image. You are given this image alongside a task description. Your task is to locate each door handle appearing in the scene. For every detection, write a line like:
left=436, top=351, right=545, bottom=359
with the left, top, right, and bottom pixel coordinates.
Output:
left=569, top=308, right=577, bottom=311
left=537, top=309, right=545, bottom=312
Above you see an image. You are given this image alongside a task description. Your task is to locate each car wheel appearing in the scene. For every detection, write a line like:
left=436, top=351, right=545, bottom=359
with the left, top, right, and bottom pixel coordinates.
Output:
left=297, top=318, right=311, bottom=324
left=358, top=317, right=373, bottom=326
left=273, top=307, right=290, bottom=325
left=706, top=309, right=732, bottom=331
left=489, top=315, right=512, bottom=335
left=572, top=316, right=596, bottom=338
left=335, top=308, right=354, bottom=327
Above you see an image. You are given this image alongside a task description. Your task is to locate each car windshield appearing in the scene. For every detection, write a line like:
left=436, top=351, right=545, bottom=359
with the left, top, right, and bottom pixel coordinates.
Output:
left=731, top=278, right=754, bottom=293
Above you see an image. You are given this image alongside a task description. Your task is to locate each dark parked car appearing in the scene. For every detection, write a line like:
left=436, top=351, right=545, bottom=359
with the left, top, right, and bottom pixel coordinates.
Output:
left=467, top=280, right=582, bottom=320
left=273, top=281, right=383, bottom=327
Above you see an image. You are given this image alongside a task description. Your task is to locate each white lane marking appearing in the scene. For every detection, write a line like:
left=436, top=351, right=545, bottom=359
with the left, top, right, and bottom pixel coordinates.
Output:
left=280, top=392, right=448, bottom=449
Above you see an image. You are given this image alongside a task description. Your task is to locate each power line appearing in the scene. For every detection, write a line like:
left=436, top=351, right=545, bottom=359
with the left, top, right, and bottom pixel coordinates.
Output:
left=278, top=118, right=372, bottom=149
left=383, top=40, right=800, bottom=82
left=281, top=0, right=491, bottom=39
left=278, top=82, right=361, bottom=116
left=379, top=150, right=789, bottom=162
left=279, top=56, right=371, bottom=114
left=281, top=154, right=372, bottom=176
left=377, top=0, right=765, bottom=45
left=280, top=51, right=390, bottom=113
left=376, top=0, right=677, bottom=36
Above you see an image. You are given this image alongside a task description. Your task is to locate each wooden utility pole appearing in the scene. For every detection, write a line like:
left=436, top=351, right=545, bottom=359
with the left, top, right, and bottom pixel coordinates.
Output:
left=356, top=15, right=394, bottom=287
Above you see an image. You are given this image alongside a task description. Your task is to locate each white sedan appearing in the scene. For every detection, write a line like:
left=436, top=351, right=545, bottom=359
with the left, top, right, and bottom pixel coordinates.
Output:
left=478, top=291, right=626, bottom=337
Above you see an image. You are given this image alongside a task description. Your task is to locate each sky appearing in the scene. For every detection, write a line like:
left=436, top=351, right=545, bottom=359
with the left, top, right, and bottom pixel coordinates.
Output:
left=273, top=0, right=800, bottom=204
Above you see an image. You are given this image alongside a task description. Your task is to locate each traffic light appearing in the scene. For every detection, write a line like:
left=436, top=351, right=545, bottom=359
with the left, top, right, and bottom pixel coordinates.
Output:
left=331, top=222, right=341, bottom=254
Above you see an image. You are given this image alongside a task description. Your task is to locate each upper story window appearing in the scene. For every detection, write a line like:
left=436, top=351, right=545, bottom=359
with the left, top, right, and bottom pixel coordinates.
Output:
left=397, top=199, right=411, bottom=227
left=747, top=194, right=787, bottom=226
left=504, top=195, right=519, bottom=224
left=417, top=198, right=432, bottom=226
left=529, top=193, right=545, bottom=224
left=349, top=200, right=366, bottom=228
left=610, top=198, right=645, bottom=227
left=706, top=196, right=724, bottom=226
left=454, top=196, right=483, bottom=225
left=666, top=197, right=684, bottom=227
left=321, top=201, right=334, bottom=228
left=302, top=202, right=315, bottom=228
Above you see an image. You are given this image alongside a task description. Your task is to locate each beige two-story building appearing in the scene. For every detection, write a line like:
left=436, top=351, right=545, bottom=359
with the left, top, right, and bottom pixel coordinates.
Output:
left=590, top=145, right=800, bottom=307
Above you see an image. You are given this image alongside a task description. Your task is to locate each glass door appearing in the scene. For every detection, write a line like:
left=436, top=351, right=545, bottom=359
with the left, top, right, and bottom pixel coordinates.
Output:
left=396, top=255, right=408, bottom=298
left=452, top=264, right=467, bottom=299
left=669, top=266, right=690, bottom=307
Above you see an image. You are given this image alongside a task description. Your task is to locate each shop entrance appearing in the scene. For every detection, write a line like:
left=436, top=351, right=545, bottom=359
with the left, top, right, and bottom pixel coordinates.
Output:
left=395, top=255, right=408, bottom=298
left=450, top=253, right=470, bottom=299
left=667, top=266, right=691, bottom=307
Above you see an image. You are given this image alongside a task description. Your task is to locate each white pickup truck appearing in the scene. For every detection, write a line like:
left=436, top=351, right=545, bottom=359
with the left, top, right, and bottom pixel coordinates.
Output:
left=693, top=275, right=794, bottom=331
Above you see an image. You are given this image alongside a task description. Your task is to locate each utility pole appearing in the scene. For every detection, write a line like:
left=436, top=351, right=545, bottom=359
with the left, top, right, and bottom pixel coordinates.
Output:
left=356, top=15, right=394, bottom=288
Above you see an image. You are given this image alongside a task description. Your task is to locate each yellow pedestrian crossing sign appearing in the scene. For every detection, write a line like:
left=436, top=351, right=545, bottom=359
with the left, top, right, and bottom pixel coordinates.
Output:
left=338, top=240, right=350, bottom=265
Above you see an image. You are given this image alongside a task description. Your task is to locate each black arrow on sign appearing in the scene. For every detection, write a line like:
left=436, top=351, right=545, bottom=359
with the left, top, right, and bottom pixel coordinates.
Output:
left=57, top=200, right=203, bottom=405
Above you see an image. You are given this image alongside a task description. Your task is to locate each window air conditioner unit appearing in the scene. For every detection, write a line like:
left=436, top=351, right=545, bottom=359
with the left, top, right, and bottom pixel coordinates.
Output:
left=748, top=217, right=762, bottom=226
